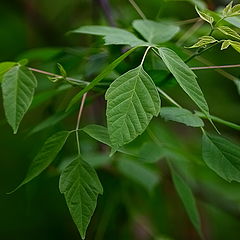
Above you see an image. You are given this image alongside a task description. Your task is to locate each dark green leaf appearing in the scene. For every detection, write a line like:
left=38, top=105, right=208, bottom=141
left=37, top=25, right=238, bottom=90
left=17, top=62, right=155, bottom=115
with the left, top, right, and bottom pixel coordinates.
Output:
left=202, top=133, right=240, bottom=182
left=59, top=157, right=103, bottom=239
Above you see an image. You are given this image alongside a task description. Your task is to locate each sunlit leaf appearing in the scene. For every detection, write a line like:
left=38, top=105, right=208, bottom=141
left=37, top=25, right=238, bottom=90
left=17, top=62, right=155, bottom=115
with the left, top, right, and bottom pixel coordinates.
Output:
left=195, top=6, right=214, bottom=24
left=188, top=36, right=217, bottom=48
left=217, top=26, right=240, bottom=41
left=0, top=62, right=16, bottom=82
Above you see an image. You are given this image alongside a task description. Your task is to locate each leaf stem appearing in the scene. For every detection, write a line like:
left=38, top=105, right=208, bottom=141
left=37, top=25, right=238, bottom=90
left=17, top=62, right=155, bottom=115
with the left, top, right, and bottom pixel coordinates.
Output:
left=140, top=46, right=151, bottom=66
left=190, top=64, right=240, bottom=70
left=157, top=87, right=182, bottom=108
left=128, top=0, right=146, bottom=19
left=76, top=93, right=87, bottom=155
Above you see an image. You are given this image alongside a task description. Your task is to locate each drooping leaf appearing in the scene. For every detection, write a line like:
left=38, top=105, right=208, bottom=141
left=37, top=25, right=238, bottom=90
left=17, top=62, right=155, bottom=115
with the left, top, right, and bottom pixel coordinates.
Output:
left=105, top=65, right=160, bottom=148
left=169, top=163, right=202, bottom=237
left=217, top=26, right=240, bottom=40
left=1, top=65, right=37, bottom=133
left=0, top=62, right=16, bottom=82
left=202, top=133, right=240, bottom=182
left=160, top=107, right=204, bottom=127
left=221, top=40, right=231, bottom=50
left=59, top=157, right=103, bottom=239
left=188, top=36, right=217, bottom=48
left=158, top=47, right=209, bottom=116
left=66, top=47, right=137, bottom=111
left=195, top=6, right=214, bottom=25
left=71, top=25, right=148, bottom=47
left=132, top=19, right=180, bottom=44
left=11, top=131, right=70, bottom=192
left=117, top=157, right=159, bottom=192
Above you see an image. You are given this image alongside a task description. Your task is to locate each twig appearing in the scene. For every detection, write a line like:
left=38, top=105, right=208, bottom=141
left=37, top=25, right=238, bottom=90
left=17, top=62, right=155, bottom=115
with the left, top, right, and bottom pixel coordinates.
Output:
left=128, top=0, right=146, bottom=19
left=190, top=64, right=240, bottom=70
left=76, top=93, right=87, bottom=155
left=157, top=87, right=182, bottom=108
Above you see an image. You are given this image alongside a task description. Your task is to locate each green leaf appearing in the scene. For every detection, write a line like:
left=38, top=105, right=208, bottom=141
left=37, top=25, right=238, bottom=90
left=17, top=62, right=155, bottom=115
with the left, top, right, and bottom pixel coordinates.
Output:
left=187, top=36, right=217, bottom=48
left=1, top=65, right=37, bottom=133
left=11, top=131, right=70, bottom=192
left=160, top=107, right=204, bottom=127
left=0, top=62, right=16, bottom=82
left=132, top=19, right=180, bottom=44
left=222, top=1, right=233, bottom=17
left=230, top=4, right=240, bottom=17
left=59, top=157, right=103, bottom=239
left=105, top=65, right=160, bottom=148
left=158, top=47, right=209, bottom=116
left=117, top=157, right=159, bottom=192
left=202, top=133, right=240, bottom=182
left=170, top=163, right=202, bottom=237
left=217, top=26, right=240, bottom=40
left=195, top=6, right=214, bottom=25
left=71, top=25, right=148, bottom=47
left=66, top=47, right=137, bottom=111
left=221, top=40, right=231, bottom=50
left=229, top=40, right=240, bottom=53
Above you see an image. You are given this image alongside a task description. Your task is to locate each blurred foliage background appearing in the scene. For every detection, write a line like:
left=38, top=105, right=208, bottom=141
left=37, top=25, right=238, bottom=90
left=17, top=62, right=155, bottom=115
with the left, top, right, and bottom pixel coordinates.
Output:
left=1, top=0, right=240, bottom=239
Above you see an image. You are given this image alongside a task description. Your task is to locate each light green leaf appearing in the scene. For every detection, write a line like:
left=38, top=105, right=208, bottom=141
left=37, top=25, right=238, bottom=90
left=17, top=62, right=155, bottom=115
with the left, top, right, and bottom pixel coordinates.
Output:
left=132, top=19, right=180, bottom=44
left=105, top=66, right=160, bottom=148
left=221, top=40, right=231, bottom=50
left=160, top=107, right=204, bottom=127
left=230, top=4, right=240, bottom=17
left=1, top=65, right=37, bottom=133
left=117, top=157, right=159, bottom=192
left=230, top=40, right=240, bottom=53
left=217, top=26, right=240, bottom=40
left=66, top=47, right=137, bottom=111
left=170, top=163, right=202, bottom=237
left=11, top=131, right=70, bottom=192
left=0, top=62, right=16, bottom=82
left=195, top=6, right=214, bottom=24
left=222, top=1, right=233, bottom=17
left=188, top=36, right=217, bottom=48
left=202, top=133, right=240, bottom=182
left=59, top=157, right=103, bottom=239
left=71, top=25, right=148, bottom=47
left=158, top=47, right=209, bottom=116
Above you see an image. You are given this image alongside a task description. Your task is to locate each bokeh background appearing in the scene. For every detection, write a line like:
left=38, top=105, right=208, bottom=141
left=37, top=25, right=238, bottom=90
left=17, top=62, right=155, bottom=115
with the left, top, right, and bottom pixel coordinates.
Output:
left=1, top=0, right=240, bottom=239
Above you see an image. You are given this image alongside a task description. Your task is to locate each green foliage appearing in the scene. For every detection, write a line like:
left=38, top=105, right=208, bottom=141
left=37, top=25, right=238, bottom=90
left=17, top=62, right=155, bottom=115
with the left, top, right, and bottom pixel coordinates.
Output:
left=59, top=157, right=103, bottom=239
left=0, top=61, right=16, bottom=82
left=132, top=19, right=180, bottom=44
left=188, top=36, right=217, bottom=48
left=217, top=26, right=240, bottom=41
left=158, top=47, right=209, bottom=115
left=195, top=6, right=214, bottom=25
left=1, top=65, right=37, bottom=133
left=160, top=107, right=204, bottom=127
left=170, top=163, right=202, bottom=237
left=106, top=65, right=160, bottom=149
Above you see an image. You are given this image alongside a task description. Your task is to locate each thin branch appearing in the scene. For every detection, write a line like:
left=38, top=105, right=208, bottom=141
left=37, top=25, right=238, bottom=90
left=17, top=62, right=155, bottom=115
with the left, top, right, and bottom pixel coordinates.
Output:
left=76, top=93, right=88, bottom=155
left=128, top=0, right=146, bottom=19
left=190, top=64, right=240, bottom=70
left=157, top=87, right=182, bottom=108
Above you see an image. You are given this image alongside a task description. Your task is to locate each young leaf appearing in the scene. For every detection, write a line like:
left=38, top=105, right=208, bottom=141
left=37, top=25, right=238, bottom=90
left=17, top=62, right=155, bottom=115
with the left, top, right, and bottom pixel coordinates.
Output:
left=202, top=133, right=240, bottom=182
left=170, top=163, right=202, bottom=237
left=160, top=107, right=204, bottom=127
left=11, top=131, right=70, bottom=192
left=217, top=26, right=240, bottom=41
left=230, top=4, right=240, bottom=17
left=105, top=66, right=160, bottom=148
left=132, top=19, right=180, bottom=44
left=71, top=25, right=148, bottom=47
left=230, top=41, right=240, bottom=53
left=0, top=62, right=16, bottom=82
left=66, top=47, right=137, bottom=111
left=117, top=158, right=159, bottom=193
left=188, top=36, right=217, bottom=48
left=59, top=157, right=103, bottom=239
left=1, top=65, right=37, bottom=133
left=221, top=40, right=231, bottom=50
left=195, top=6, right=214, bottom=25
left=158, top=47, right=209, bottom=116
left=222, top=1, right=233, bottom=17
